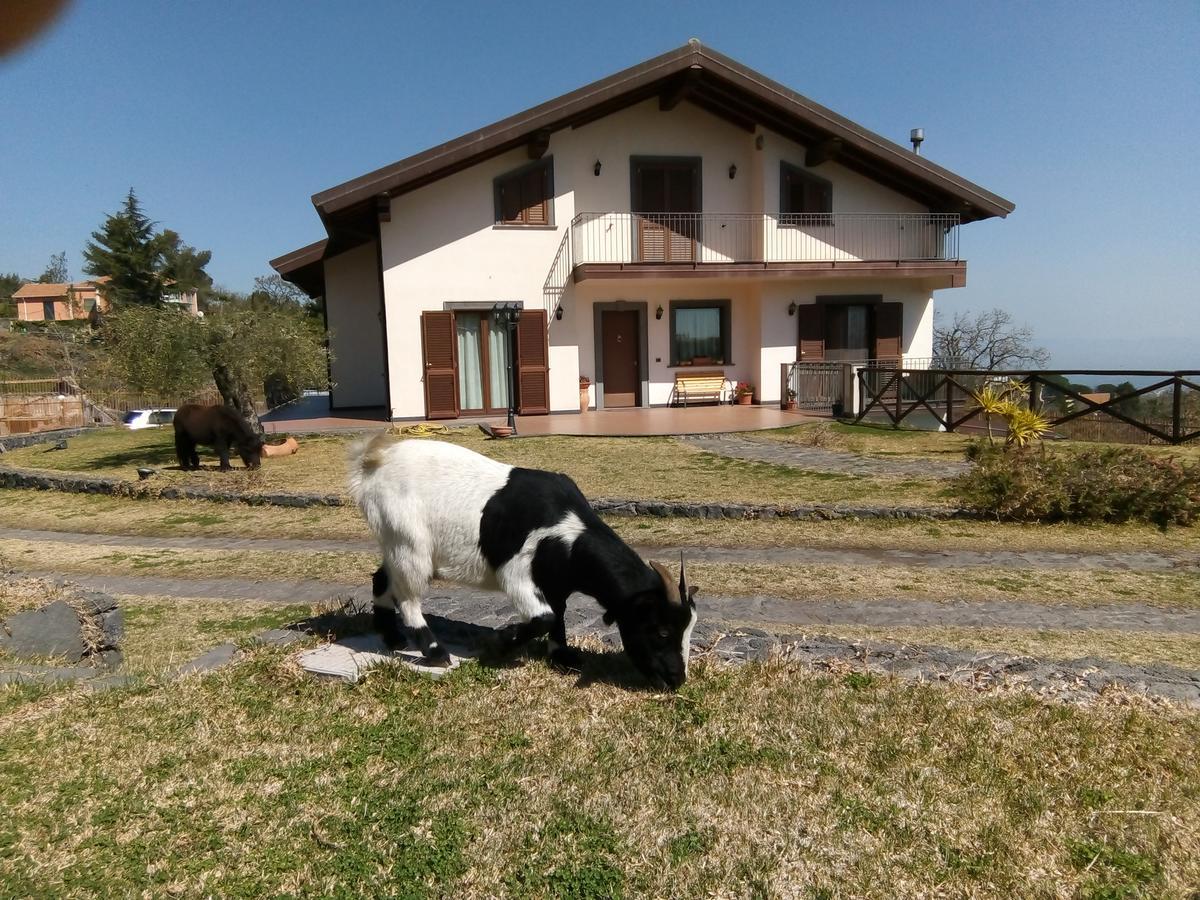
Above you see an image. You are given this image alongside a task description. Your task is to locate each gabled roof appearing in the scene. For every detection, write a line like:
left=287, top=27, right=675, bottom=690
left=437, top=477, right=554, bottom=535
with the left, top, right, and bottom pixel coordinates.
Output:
left=275, top=40, right=1014, bottom=285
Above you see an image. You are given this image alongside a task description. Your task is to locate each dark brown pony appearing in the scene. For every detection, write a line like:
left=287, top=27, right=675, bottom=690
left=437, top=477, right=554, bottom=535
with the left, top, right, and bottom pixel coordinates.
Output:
left=173, top=404, right=264, bottom=471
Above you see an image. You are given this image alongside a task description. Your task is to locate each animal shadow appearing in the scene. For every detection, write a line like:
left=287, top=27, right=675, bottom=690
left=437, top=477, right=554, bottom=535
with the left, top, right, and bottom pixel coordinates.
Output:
left=294, top=601, right=653, bottom=690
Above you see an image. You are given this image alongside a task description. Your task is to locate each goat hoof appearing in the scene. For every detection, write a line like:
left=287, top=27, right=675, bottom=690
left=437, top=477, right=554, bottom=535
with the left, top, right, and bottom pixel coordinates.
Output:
left=423, top=645, right=452, bottom=667
left=549, top=646, right=584, bottom=672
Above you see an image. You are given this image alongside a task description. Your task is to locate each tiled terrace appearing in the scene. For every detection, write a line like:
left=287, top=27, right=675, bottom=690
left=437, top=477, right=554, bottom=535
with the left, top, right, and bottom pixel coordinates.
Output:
left=261, top=393, right=815, bottom=436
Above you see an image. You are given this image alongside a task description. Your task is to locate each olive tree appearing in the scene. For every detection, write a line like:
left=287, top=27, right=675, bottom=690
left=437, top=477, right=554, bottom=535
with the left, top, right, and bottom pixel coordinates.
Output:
left=102, top=303, right=329, bottom=435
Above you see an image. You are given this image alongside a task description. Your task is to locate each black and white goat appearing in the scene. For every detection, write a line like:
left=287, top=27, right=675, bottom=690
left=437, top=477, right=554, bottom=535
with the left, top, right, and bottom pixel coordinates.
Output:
left=348, top=435, right=698, bottom=689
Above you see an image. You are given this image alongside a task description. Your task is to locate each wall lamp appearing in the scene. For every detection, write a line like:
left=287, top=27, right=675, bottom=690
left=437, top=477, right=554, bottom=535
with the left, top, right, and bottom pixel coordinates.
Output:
left=555, top=304, right=564, bottom=321
left=594, top=159, right=602, bottom=176
left=787, top=301, right=798, bottom=316
left=655, top=305, right=664, bottom=320
left=728, top=163, right=737, bottom=179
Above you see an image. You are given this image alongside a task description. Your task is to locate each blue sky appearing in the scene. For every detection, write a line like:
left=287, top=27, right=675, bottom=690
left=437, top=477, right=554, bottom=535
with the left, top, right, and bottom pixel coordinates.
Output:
left=2, top=0, right=1197, bottom=367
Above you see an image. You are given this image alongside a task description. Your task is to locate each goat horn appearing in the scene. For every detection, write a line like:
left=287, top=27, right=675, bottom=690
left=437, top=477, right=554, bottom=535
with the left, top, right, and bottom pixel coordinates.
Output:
left=679, top=551, right=687, bottom=596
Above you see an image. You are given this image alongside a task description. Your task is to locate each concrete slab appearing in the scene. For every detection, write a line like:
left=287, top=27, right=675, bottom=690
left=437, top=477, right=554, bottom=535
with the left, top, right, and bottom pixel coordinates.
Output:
left=296, top=634, right=474, bottom=683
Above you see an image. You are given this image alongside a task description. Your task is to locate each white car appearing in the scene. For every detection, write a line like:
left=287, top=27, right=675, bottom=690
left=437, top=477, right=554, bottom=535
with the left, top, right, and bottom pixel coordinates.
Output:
left=122, top=408, right=177, bottom=430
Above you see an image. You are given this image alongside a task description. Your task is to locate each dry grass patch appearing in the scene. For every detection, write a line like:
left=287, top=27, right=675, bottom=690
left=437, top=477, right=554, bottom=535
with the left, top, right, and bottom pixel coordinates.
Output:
left=117, top=596, right=311, bottom=675
left=681, top=560, right=1200, bottom=610
left=611, top=513, right=1200, bottom=554
left=0, top=573, right=70, bottom=621
left=0, top=650, right=1197, bottom=897
left=4, top=538, right=1199, bottom=612
left=754, top=421, right=976, bottom=460
left=0, top=427, right=947, bottom=507
left=0, top=488, right=370, bottom=542
left=810, top=625, right=1200, bottom=671
left=7, top=489, right=1197, bottom=560
left=0, top=538, right=377, bottom=587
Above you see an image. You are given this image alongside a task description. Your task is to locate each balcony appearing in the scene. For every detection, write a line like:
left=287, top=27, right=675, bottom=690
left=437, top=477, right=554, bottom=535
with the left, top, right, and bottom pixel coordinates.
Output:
left=542, top=212, right=964, bottom=314
left=571, top=211, right=960, bottom=279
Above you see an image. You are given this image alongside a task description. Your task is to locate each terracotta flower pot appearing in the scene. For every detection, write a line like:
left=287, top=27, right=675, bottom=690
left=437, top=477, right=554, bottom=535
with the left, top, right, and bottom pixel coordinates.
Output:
left=579, top=386, right=590, bottom=411
left=737, top=394, right=753, bottom=406
left=490, top=425, right=513, bottom=439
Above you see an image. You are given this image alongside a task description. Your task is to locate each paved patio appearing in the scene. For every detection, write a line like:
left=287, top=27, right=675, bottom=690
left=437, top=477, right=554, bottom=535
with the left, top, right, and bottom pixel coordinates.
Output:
left=261, top=392, right=816, bottom=436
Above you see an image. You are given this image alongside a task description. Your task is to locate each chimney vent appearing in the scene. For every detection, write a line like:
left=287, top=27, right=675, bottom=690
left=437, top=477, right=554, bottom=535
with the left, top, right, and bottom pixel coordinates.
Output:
left=910, top=128, right=925, bottom=155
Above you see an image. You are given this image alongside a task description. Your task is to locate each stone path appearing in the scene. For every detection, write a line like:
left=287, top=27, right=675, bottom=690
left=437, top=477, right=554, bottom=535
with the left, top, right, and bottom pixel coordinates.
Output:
left=4, top=526, right=1196, bottom=573
left=21, top=570, right=1200, bottom=635
left=684, top=433, right=970, bottom=479
left=8, top=569, right=1199, bottom=706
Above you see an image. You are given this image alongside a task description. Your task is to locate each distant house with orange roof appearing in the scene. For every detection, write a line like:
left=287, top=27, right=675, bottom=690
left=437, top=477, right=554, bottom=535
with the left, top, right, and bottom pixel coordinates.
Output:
left=11, top=278, right=199, bottom=321
left=13, top=280, right=110, bottom=322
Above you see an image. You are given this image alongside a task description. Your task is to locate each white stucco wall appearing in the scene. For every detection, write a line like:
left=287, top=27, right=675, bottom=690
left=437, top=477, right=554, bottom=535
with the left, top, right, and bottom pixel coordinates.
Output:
left=374, top=97, right=948, bottom=418
left=568, top=277, right=935, bottom=407
left=324, top=241, right=387, bottom=408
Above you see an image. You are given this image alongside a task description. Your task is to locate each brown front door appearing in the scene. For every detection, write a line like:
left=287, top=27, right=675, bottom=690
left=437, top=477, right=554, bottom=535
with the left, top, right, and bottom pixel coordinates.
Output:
left=633, top=159, right=699, bottom=262
left=601, top=311, right=640, bottom=408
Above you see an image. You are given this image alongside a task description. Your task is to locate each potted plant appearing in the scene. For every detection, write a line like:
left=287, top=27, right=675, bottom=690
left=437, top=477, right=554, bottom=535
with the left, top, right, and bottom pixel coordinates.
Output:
left=734, top=381, right=754, bottom=405
left=783, top=388, right=798, bottom=411
left=579, top=375, right=591, bottom=412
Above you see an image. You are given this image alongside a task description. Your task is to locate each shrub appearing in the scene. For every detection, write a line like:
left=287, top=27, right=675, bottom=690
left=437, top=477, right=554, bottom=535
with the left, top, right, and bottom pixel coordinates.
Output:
left=952, top=444, right=1200, bottom=526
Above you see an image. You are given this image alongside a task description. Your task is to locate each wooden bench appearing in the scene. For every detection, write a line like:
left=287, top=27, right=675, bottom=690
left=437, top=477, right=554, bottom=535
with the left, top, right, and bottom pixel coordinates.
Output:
left=672, top=370, right=729, bottom=407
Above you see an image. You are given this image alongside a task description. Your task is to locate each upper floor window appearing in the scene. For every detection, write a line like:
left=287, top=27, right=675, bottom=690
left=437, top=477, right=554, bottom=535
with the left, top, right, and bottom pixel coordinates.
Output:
left=494, top=158, right=553, bottom=226
left=780, top=162, right=832, bottom=225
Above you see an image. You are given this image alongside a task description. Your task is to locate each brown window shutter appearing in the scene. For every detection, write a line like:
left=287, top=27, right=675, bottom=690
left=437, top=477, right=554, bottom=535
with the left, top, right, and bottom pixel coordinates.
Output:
left=796, top=303, right=825, bottom=360
left=421, top=311, right=459, bottom=419
left=874, top=302, right=903, bottom=361
left=515, top=309, right=550, bottom=415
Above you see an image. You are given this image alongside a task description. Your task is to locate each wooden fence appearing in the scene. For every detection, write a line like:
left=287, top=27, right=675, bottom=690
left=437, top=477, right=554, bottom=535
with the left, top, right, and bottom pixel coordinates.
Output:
left=0, top=378, right=225, bottom=437
left=854, top=369, right=1200, bottom=445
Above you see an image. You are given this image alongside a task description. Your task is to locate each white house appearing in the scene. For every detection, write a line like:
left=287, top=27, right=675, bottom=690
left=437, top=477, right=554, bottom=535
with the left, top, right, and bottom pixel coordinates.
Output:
left=272, top=41, right=1013, bottom=421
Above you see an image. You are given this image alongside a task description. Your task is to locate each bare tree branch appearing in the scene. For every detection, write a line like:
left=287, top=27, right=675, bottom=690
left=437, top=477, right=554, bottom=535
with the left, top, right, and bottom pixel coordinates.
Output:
left=933, top=308, right=1049, bottom=370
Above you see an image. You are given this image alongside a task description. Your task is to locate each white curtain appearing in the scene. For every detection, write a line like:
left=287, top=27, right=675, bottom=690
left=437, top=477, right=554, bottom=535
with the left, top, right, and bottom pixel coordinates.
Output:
left=488, top=321, right=510, bottom=409
left=456, top=314, right=483, bottom=410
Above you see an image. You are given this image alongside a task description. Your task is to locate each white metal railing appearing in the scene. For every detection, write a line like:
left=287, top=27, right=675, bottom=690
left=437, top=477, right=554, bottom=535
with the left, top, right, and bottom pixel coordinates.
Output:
left=542, top=229, right=572, bottom=328
left=571, top=212, right=960, bottom=266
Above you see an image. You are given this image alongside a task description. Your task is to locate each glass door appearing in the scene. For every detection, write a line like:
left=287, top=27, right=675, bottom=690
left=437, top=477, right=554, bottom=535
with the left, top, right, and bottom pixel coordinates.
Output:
left=455, top=312, right=512, bottom=414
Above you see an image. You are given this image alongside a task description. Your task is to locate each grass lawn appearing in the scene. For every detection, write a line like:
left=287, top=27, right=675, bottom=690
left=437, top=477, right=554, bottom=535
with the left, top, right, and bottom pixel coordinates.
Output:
left=755, top=420, right=977, bottom=460
left=1, top=648, right=1197, bottom=897
left=4, top=536, right=1198, bottom=614
left=762, top=420, right=1200, bottom=464
left=0, top=426, right=951, bottom=507
left=3, top=488, right=1199, bottom=556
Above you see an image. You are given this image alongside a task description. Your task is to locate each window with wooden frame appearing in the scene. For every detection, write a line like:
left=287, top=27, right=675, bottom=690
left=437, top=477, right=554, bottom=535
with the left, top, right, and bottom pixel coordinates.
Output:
left=669, top=300, right=732, bottom=367
left=779, top=162, right=833, bottom=226
left=494, top=158, right=554, bottom=226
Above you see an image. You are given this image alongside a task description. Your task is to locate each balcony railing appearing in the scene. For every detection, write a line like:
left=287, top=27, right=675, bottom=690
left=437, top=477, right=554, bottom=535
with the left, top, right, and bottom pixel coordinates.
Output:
left=570, top=212, right=960, bottom=267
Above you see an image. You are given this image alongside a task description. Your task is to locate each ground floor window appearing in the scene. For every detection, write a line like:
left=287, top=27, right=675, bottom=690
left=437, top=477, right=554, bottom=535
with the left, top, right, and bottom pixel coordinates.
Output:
left=42, top=301, right=55, bottom=321
left=669, top=299, right=731, bottom=366
left=455, top=311, right=511, bottom=413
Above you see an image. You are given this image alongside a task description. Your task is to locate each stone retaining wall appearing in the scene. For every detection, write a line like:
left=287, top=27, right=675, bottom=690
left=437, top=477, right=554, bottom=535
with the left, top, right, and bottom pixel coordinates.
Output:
left=0, top=464, right=973, bottom=520
left=0, top=427, right=95, bottom=453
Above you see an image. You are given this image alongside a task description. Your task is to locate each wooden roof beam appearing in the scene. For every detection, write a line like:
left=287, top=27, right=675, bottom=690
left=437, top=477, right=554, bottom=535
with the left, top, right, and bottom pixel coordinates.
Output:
left=527, top=129, right=551, bottom=159
left=659, top=66, right=702, bottom=111
left=805, top=138, right=843, bottom=167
